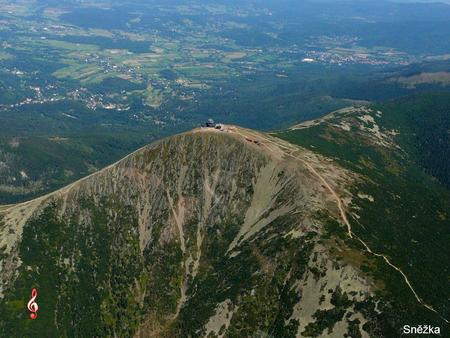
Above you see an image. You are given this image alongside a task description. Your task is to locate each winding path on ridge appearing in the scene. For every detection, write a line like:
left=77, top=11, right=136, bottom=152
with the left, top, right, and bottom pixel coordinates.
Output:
left=235, top=128, right=449, bottom=324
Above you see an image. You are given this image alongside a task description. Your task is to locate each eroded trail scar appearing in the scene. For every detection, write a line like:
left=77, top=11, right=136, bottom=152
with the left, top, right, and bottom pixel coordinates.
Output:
left=238, top=129, right=449, bottom=324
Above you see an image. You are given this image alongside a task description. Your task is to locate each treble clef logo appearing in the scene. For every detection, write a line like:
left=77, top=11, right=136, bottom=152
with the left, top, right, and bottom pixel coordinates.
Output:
left=27, top=288, right=38, bottom=319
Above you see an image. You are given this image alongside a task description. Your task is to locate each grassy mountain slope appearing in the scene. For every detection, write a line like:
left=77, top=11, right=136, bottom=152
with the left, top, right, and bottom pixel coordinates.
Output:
left=276, top=93, right=450, bottom=334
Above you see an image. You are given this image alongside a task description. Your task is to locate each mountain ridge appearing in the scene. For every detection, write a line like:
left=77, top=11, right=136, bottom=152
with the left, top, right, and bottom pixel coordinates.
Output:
left=0, top=112, right=449, bottom=336
left=0, top=124, right=377, bottom=337
left=276, top=100, right=450, bottom=333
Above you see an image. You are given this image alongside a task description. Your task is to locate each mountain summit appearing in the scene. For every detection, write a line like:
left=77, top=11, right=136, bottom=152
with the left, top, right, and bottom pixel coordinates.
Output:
left=1, top=107, right=449, bottom=337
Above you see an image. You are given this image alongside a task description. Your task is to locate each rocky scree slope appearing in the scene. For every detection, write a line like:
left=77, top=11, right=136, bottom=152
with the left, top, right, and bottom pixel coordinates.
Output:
left=0, top=127, right=391, bottom=337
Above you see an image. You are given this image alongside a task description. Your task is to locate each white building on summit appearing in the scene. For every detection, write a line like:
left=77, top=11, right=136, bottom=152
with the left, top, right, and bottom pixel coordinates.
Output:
left=206, top=119, right=215, bottom=127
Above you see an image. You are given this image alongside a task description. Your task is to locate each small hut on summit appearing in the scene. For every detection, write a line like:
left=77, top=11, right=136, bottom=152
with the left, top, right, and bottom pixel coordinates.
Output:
left=206, top=118, right=215, bottom=128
